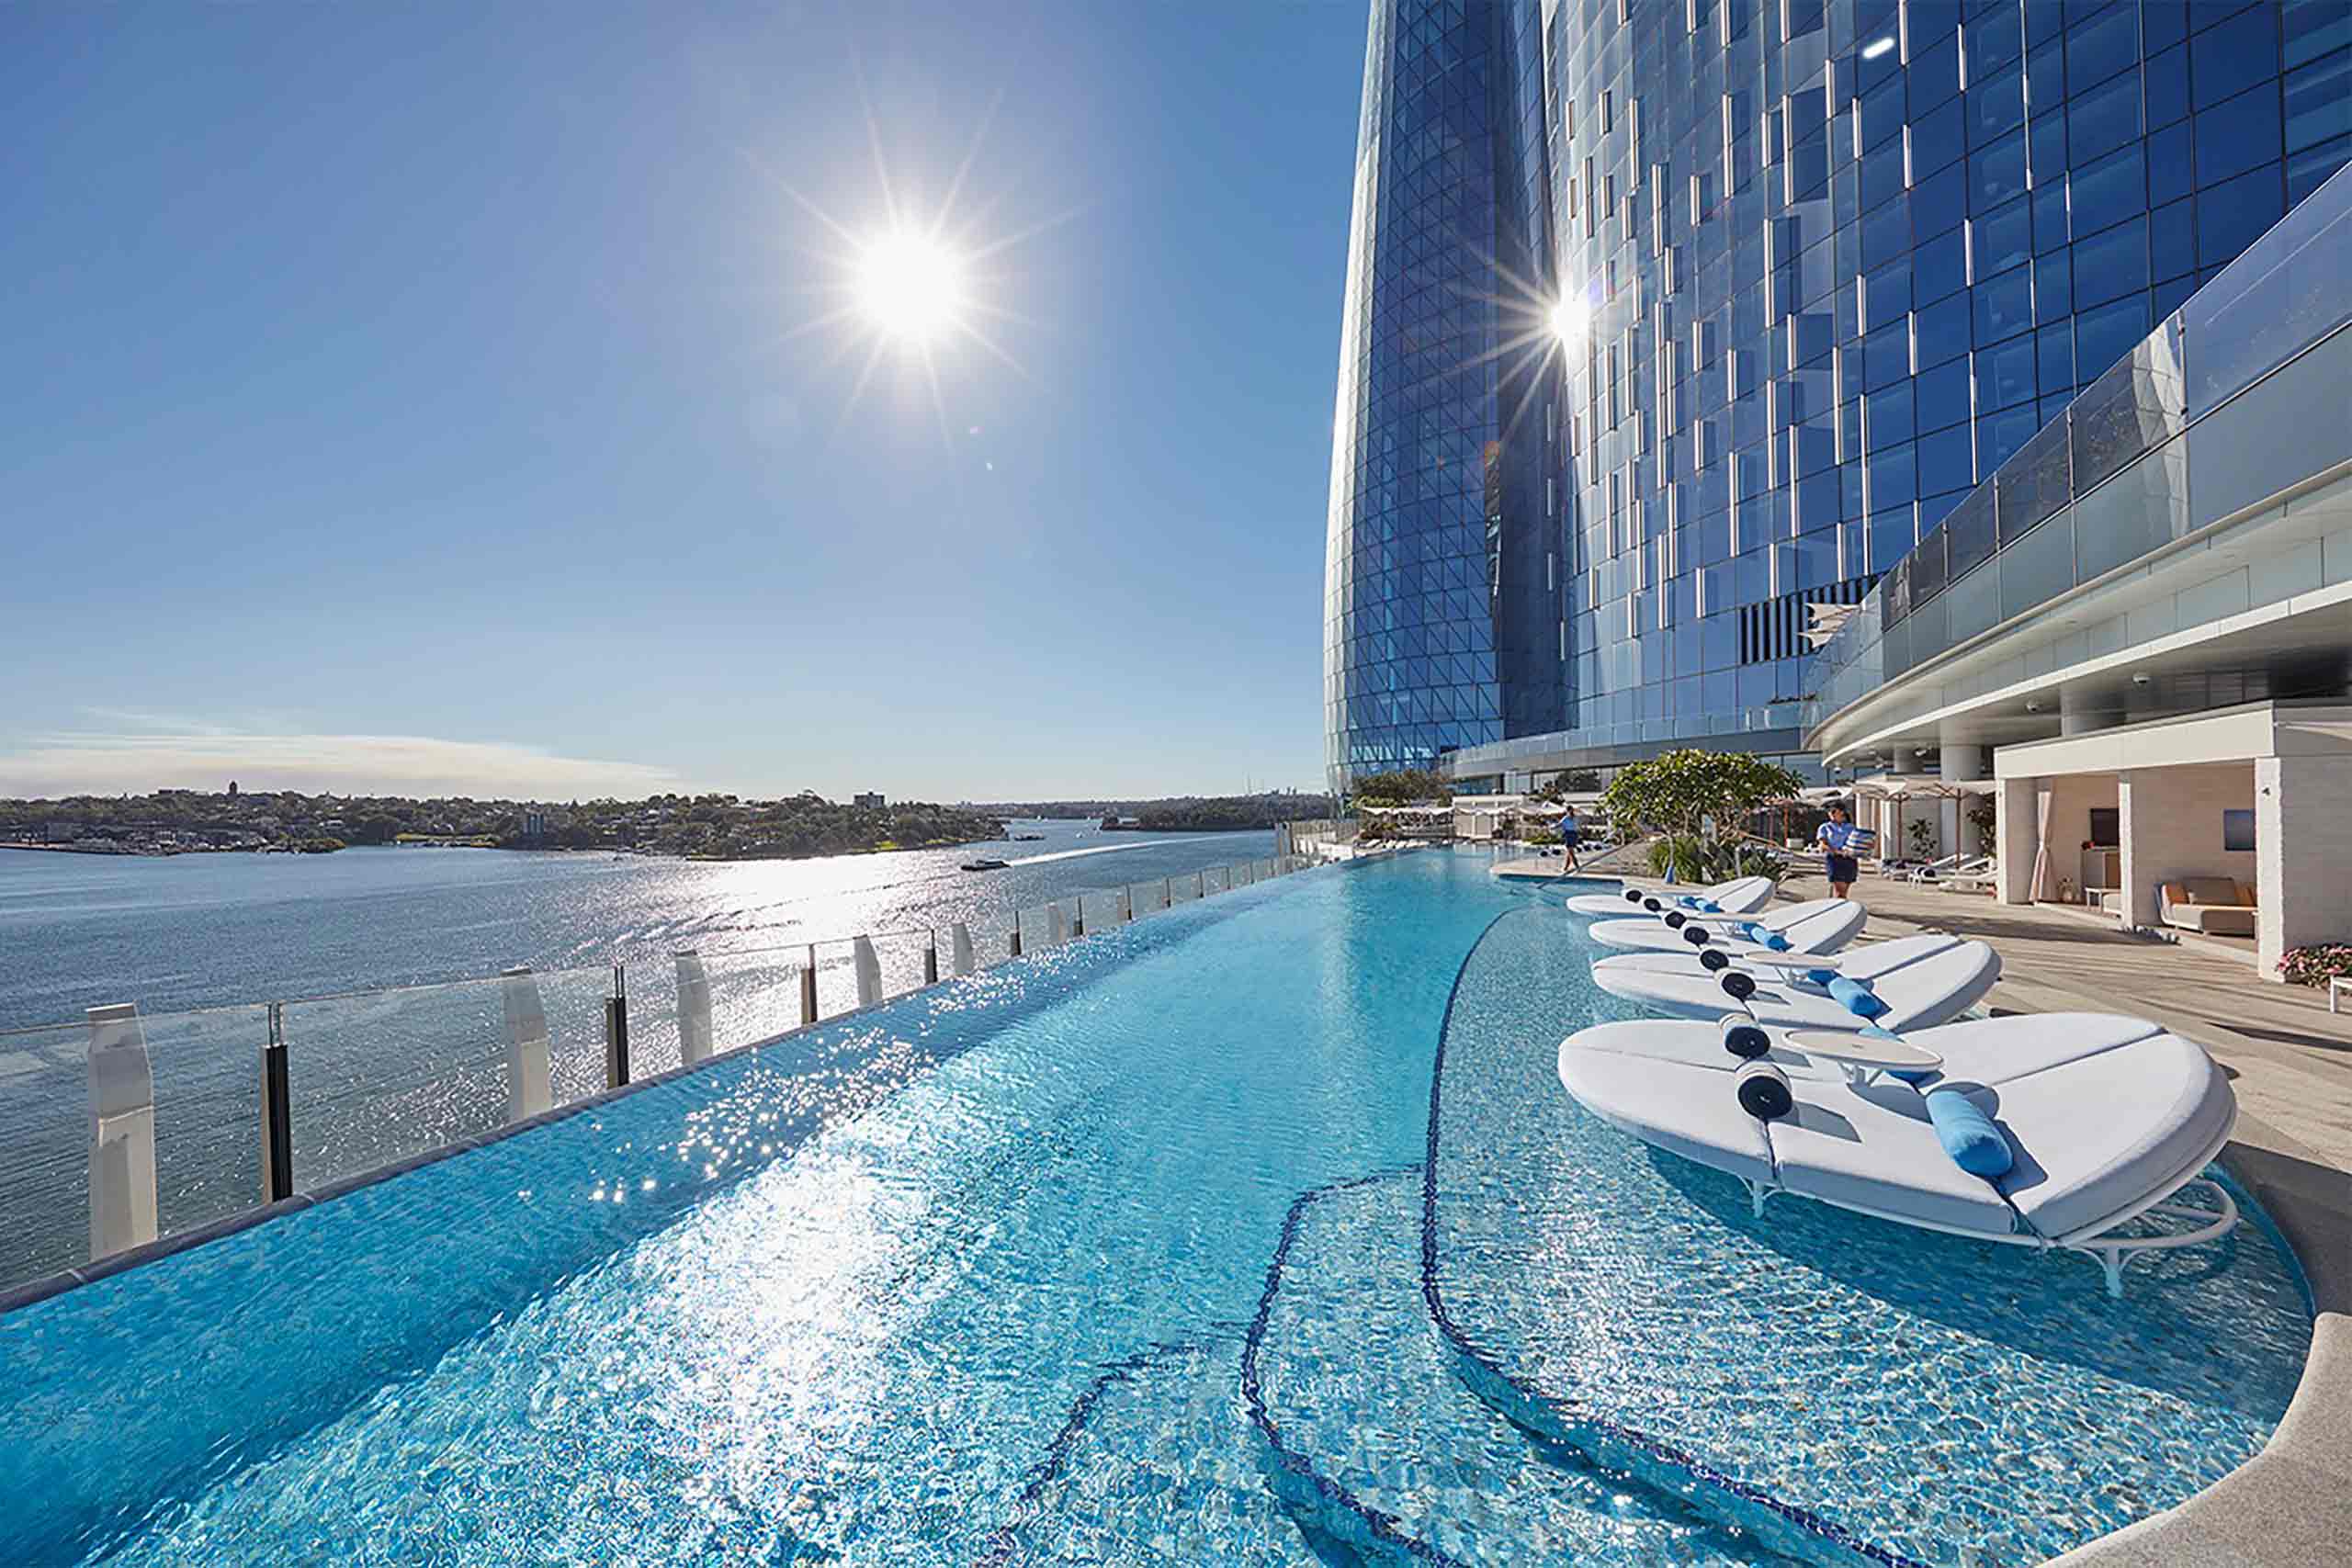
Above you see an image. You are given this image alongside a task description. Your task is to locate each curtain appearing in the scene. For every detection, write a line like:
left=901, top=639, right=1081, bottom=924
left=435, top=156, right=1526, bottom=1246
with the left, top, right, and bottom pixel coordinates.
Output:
left=2030, top=782, right=2054, bottom=901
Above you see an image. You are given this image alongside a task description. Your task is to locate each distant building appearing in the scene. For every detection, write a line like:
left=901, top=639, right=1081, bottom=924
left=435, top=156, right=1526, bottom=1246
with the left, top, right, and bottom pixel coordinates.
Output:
left=41, top=822, right=84, bottom=842
left=228, top=781, right=238, bottom=797
left=524, top=809, right=548, bottom=841
left=854, top=793, right=886, bottom=810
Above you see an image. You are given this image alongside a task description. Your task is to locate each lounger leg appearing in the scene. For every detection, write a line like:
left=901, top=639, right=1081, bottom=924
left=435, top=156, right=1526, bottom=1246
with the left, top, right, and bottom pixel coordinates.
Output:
left=2096, top=1247, right=2125, bottom=1298
left=1746, top=1178, right=1770, bottom=1219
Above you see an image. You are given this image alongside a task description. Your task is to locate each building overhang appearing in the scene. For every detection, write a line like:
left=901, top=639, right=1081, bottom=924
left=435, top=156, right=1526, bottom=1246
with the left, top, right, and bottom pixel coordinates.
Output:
left=1991, top=700, right=2352, bottom=780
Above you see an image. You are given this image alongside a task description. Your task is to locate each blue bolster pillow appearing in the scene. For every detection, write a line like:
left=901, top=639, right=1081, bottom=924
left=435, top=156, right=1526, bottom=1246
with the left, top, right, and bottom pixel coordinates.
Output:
left=1804, top=968, right=1839, bottom=987
left=1697, top=900, right=1720, bottom=913
left=1826, top=976, right=1889, bottom=1018
left=1735, top=921, right=1762, bottom=942
left=1761, top=931, right=1792, bottom=952
left=1923, top=1089, right=2013, bottom=1178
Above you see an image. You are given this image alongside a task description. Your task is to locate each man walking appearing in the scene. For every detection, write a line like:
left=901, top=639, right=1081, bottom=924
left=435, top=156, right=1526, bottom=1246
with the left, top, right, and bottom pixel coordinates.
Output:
left=1815, top=803, right=1871, bottom=898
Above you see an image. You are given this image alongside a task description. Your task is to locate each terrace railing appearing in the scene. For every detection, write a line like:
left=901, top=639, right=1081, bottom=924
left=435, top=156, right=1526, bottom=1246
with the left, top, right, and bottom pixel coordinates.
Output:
left=1, top=854, right=1315, bottom=1295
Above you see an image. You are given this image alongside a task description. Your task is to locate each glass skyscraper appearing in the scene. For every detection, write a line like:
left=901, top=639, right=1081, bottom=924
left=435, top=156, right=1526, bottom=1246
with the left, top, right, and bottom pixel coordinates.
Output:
left=1323, top=0, right=2352, bottom=794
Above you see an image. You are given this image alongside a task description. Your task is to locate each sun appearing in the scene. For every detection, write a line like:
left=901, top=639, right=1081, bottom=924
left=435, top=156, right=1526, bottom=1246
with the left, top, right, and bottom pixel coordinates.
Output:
left=1550, top=292, right=1590, bottom=343
left=855, top=230, right=966, bottom=344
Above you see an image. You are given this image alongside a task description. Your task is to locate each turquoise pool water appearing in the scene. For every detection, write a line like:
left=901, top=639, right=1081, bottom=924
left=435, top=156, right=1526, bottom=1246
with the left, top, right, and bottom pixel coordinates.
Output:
left=0, top=853, right=2312, bottom=1566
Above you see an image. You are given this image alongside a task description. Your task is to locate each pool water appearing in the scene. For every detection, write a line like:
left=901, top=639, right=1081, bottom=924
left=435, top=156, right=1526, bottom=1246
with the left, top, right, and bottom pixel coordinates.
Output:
left=0, top=853, right=2312, bottom=1566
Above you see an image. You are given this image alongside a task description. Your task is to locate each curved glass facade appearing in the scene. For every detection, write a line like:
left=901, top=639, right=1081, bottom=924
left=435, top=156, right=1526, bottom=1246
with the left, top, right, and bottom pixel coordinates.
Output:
left=1330, top=0, right=2352, bottom=788
left=1322, top=0, right=1560, bottom=793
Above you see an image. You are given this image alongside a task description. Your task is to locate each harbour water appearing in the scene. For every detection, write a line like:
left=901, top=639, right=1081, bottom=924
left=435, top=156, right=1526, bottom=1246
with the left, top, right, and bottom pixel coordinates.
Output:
left=0, top=818, right=1274, bottom=1028
left=0, top=820, right=1277, bottom=1288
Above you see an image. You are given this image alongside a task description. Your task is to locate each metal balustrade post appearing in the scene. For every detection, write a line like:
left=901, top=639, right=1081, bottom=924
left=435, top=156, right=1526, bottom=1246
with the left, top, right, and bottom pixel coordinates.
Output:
left=501, top=967, right=555, bottom=1122
left=800, top=945, right=819, bottom=1025
left=1011, top=921, right=1023, bottom=959
left=676, top=950, right=714, bottom=1066
left=1163, top=876, right=1173, bottom=908
left=924, top=935, right=940, bottom=985
left=950, top=922, right=976, bottom=976
left=1072, top=903, right=1085, bottom=939
left=259, top=1001, right=293, bottom=1203
left=853, top=936, right=882, bottom=1008
left=87, top=1002, right=158, bottom=1260
left=1120, top=887, right=1134, bottom=922
left=604, top=964, right=631, bottom=1089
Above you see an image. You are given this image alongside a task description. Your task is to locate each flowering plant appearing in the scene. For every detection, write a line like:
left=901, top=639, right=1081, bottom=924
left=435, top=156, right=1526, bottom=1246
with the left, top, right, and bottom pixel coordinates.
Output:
left=2277, top=943, right=2352, bottom=987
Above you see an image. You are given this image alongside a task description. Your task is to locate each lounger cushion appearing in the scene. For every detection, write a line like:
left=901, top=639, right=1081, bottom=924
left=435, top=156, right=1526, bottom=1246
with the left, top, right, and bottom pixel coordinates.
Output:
left=1923, top=1089, right=2013, bottom=1177
left=1564, top=876, right=1774, bottom=919
left=1985, top=1034, right=2234, bottom=1242
left=1906, top=1013, right=2166, bottom=1089
left=1557, top=1045, right=1777, bottom=1187
left=1590, top=934, right=1999, bottom=1033
left=1770, top=1083, right=2019, bottom=1235
left=1560, top=1021, right=1836, bottom=1079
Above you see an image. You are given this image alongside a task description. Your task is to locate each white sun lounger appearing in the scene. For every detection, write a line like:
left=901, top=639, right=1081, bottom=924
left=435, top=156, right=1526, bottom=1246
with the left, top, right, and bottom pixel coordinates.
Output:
left=1589, top=932, right=2000, bottom=1033
left=1588, top=897, right=1867, bottom=958
left=1555, top=1012, right=2238, bottom=1294
left=1563, top=874, right=1775, bottom=919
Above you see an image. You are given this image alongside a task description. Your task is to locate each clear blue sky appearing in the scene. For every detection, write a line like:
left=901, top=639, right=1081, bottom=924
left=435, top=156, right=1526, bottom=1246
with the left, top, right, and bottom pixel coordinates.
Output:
left=0, top=1, right=1366, bottom=802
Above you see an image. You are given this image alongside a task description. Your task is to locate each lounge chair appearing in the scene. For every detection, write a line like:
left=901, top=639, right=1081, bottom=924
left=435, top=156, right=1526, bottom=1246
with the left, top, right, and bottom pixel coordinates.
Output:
left=1909, top=853, right=1992, bottom=886
left=2159, top=878, right=2258, bottom=937
left=1589, top=932, right=2000, bottom=1032
left=1588, top=897, right=1868, bottom=958
left=1555, top=1011, right=2238, bottom=1294
left=1562, top=874, right=1776, bottom=919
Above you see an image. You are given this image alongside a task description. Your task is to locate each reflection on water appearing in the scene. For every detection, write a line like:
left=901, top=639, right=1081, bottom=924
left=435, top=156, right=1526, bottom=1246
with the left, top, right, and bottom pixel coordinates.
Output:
left=0, top=819, right=1282, bottom=1289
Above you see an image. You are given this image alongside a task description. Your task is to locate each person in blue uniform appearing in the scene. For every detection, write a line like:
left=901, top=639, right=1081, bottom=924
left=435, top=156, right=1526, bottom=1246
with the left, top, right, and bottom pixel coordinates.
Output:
left=1815, top=803, right=1868, bottom=897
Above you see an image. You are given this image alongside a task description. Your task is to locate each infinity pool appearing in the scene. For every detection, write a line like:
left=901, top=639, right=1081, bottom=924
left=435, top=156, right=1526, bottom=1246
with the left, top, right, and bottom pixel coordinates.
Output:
left=0, top=853, right=2312, bottom=1566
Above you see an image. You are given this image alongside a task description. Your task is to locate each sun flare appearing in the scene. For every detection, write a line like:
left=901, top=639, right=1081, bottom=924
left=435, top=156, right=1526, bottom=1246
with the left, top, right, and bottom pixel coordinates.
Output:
left=854, top=230, right=967, bottom=344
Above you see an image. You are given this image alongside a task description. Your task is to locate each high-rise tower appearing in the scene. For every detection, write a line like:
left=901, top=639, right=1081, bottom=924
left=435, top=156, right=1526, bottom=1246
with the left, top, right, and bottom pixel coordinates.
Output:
left=1322, top=0, right=1562, bottom=795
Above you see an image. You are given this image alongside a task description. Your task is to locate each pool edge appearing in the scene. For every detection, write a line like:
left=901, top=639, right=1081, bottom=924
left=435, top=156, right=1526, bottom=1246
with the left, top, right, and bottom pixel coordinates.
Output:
left=2045, top=1119, right=2352, bottom=1567
left=0, top=852, right=1387, bottom=1321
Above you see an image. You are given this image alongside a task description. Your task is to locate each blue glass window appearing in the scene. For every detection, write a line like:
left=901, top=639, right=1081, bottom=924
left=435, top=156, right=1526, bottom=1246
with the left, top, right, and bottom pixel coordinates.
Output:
left=1915, top=355, right=1973, bottom=433
left=2144, top=1, right=2189, bottom=56
left=2032, top=108, right=2070, bottom=181
left=1867, top=380, right=1916, bottom=446
left=2073, top=216, right=2150, bottom=308
left=2034, top=247, right=2073, bottom=321
left=1973, top=264, right=2034, bottom=346
left=1967, top=6, right=2024, bottom=73
left=2070, top=71, right=2144, bottom=164
left=1861, top=141, right=1909, bottom=209
left=2289, top=132, right=2352, bottom=201
left=2074, top=292, right=2151, bottom=383
left=1974, top=195, right=2034, bottom=275
left=2151, top=196, right=2198, bottom=281
left=1909, top=33, right=1962, bottom=111
left=1911, top=160, right=1969, bottom=243
left=1917, top=421, right=1976, bottom=496
left=1870, top=439, right=1917, bottom=504
left=1865, top=316, right=1912, bottom=389
left=1861, top=192, right=1912, bottom=266
left=2069, top=5, right=2142, bottom=91
left=1865, top=254, right=1912, bottom=329
left=1869, top=506, right=1918, bottom=572
left=1970, top=64, right=2027, bottom=144
left=2070, top=141, right=2148, bottom=237
left=2285, top=0, right=2352, bottom=69
left=2198, top=163, right=2285, bottom=265
left=2193, top=6, right=2280, bottom=113
left=1980, top=333, right=2039, bottom=412
left=2198, top=85, right=2285, bottom=186
left=1915, top=290, right=1973, bottom=367
left=1860, top=76, right=1907, bottom=152
left=1971, top=129, right=2029, bottom=209
left=2036, top=321, right=2075, bottom=396
left=1975, top=404, right=2040, bottom=474
left=2146, top=44, right=2191, bottom=129
left=2286, top=50, right=2352, bottom=152
left=2149, top=119, right=2196, bottom=205
left=1910, top=95, right=1967, bottom=174
left=2028, top=42, right=2067, bottom=135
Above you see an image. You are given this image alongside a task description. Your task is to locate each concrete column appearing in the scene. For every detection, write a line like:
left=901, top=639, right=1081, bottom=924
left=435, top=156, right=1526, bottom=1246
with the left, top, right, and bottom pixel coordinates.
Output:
left=1996, top=777, right=2039, bottom=905
left=87, top=1003, right=158, bottom=1260
left=852, top=936, right=883, bottom=1007
left=949, top=922, right=976, bottom=976
left=1939, top=743, right=1988, bottom=783
left=2256, top=755, right=2352, bottom=979
left=501, top=967, right=554, bottom=1122
left=674, top=952, right=713, bottom=1066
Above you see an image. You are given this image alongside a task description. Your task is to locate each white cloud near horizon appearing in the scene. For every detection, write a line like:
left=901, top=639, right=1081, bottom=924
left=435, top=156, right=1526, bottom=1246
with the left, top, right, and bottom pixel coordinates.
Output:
left=0, top=722, right=684, bottom=801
